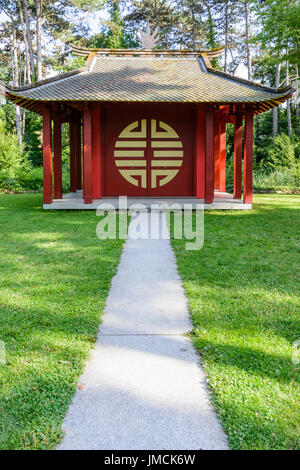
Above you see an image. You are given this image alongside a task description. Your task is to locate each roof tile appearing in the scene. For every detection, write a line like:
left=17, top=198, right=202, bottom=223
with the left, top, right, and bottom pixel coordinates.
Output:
left=6, top=56, right=291, bottom=104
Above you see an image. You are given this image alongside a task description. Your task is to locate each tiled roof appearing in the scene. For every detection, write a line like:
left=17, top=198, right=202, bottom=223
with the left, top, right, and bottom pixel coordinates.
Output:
left=3, top=52, right=293, bottom=113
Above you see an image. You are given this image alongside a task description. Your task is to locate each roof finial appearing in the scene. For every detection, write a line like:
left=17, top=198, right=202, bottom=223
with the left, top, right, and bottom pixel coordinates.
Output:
left=138, top=22, right=160, bottom=49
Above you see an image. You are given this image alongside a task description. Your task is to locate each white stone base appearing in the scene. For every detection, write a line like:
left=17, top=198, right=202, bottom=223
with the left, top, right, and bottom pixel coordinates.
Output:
left=44, top=190, right=252, bottom=210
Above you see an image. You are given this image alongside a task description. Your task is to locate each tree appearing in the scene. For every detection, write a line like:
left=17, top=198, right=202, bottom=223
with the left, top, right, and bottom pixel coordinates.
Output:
left=273, top=64, right=281, bottom=136
left=243, top=0, right=252, bottom=80
left=88, top=0, right=138, bottom=49
left=124, top=0, right=177, bottom=48
left=253, top=0, right=299, bottom=135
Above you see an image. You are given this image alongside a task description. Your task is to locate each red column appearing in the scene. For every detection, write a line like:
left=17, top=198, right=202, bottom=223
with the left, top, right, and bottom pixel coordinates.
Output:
left=233, top=111, right=243, bottom=199
left=219, top=120, right=226, bottom=192
left=53, top=114, right=62, bottom=199
left=92, top=104, right=102, bottom=199
left=214, top=114, right=220, bottom=190
left=42, top=106, right=53, bottom=204
left=70, top=122, right=76, bottom=192
left=75, top=122, right=82, bottom=190
left=83, top=105, right=93, bottom=204
left=243, top=105, right=254, bottom=204
left=205, top=105, right=214, bottom=204
left=195, top=104, right=206, bottom=199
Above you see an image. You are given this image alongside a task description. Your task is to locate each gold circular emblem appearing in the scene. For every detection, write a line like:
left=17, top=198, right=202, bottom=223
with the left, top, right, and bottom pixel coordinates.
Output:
left=114, top=118, right=183, bottom=189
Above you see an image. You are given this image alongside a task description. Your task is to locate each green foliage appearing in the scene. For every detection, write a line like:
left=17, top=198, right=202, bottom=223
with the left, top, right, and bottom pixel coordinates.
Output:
left=14, top=167, right=44, bottom=191
left=253, top=166, right=300, bottom=192
left=253, top=0, right=300, bottom=65
left=61, top=123, right=71, bottom=164
left=70, top=0, right=106, bottom=10
left=0, top=109, right=25, bottom=176
left=88, top=0, right=139, bottom=49
left=53, top=55, right=86, bottom=73
left=0, top=166, right=71, bottom=193
left=23, top=111, right=43, bottom=167
left=261, top=134, right=296, bottom=171
left=226, top=123, right=235, bottom=162
left=0, top=101, right=17, bottom=134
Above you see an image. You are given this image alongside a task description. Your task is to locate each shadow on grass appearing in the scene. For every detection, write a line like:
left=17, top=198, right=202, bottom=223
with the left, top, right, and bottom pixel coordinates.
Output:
left=193, top=336, right=299, bottom=384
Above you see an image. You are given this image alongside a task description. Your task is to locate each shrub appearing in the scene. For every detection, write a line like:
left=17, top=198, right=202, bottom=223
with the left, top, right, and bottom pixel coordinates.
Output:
left=253, top=165, right=300, bottom=192
left=0, top=165, right=71, bottom=193
left=16, top=167, right=43, bottom=190
left=0, top=121, right=25, bottom=176
left=0, top=171, right=22, bottom=191
left=260, top=134, right=296, bottom=171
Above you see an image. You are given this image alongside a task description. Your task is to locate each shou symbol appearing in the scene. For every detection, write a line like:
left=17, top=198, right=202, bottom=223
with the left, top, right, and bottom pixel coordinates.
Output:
left=114, top=119, right=183, bottom=189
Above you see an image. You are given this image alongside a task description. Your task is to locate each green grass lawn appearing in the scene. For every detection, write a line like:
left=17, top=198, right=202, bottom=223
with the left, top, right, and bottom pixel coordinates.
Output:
left=0, top=194, right=124, bottom=450
left=0, top=193, right=299, bottom=450
left=172, top=194, right=300, bottom=450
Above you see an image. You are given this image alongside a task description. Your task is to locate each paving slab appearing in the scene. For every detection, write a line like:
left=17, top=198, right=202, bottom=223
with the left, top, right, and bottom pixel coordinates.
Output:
left=58, top=212, right=228, bottom=450
left=59, top=335, right=228, bottom=450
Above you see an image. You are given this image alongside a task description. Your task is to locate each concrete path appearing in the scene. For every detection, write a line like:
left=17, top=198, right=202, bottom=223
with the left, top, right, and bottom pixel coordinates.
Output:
left=58, top=212, right=228, bottom=450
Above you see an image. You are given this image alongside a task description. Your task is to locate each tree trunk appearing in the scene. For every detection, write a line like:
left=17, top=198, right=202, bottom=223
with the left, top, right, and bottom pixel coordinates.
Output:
left=295, top=63, right=299, bottom=135
left=24, top=0, right=35, bottom=79
left=286, top=60, right=292, bottom=137
left=273, top=63, right=281, bottom=136
left=244, top=1, right=252, bottom=81
left=12, top=27, right=22, bottom=146
left=191, top=7, right=196, bottom=49
left=36, top=0, right=43, bottom=81
left=18, top=0, right=31, bottom=84
left=224, top=0, right=229, bottom=73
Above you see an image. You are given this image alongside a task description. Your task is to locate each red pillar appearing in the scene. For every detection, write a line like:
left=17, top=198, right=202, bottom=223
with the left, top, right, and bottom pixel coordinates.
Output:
left=233, top=111, right=243, bottom=200
left=92, top=104, right=102, bottom=199
left=83, top=105, right=93, bottom=204
left=42, top=106, right=53, bottom=204
left=195, top=104, right=206, bottom=199
left=53, top=114, right=62, bottom=199
left=214, top=114, right=220, bottom=190
left=205, top=105, right=214, bottom=204
left=75, top=122, right=82, bottom=190
left=70, top=122, right=76, bottom=192
left=243, top=105, right=254, bottom=204
left=219, top=120, right=226, bottom=192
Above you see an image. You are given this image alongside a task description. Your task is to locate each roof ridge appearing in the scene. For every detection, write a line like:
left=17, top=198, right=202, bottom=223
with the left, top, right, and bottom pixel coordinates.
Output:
left=71, top=44, right=225, bottom=59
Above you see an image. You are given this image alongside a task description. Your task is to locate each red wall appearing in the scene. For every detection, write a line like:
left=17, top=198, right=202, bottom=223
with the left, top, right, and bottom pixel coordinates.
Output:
left=97, top=102, right=196, bottom=197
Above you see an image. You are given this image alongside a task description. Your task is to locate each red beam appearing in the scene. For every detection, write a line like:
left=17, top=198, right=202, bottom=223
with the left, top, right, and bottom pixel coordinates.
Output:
left=83, top=105, right=93, bottom=204
left=233, top=111, right=243, bottom=200
left=70, top=122, right=77, bottom=192
left=195, top=104, right=205, bottom=199
left=243, top=105, right=254, bottom=204
left=205, top=105, right=214, bottom=204
left=219, top=120, right=226, bottom=192
left=42, top=106, right=53, bottom=204
left=214, top=114, right=220, bottom=190
left=92, top=104, right=102, bottom=199
left=53, top=115, right=62, bottom=199
left=75, top=122, right=82, bottom=190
